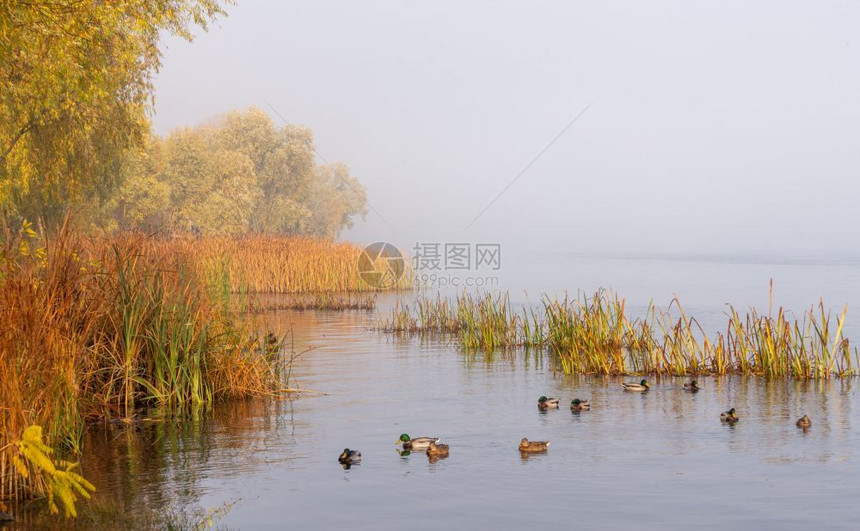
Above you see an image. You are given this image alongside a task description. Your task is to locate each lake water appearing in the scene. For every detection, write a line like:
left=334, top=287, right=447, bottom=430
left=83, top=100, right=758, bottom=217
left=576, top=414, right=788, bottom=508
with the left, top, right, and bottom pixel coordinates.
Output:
left=17, top=254, right=860, bottom=529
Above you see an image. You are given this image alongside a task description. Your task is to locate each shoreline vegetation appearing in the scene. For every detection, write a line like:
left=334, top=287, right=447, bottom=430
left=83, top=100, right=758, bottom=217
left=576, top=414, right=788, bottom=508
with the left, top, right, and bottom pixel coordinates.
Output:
left=1, top=0, right=395, bottom=524
left=0, top=228, right=404, bottom=515
left=167, top=235, right=410, bottom=295
left=381, top=289, right=855, bottom=379
left=247, top=292, right=378, bottom=312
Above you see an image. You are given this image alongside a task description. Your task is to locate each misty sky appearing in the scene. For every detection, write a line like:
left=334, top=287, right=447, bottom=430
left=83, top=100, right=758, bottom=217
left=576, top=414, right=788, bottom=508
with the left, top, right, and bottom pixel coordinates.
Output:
left=152, top=1, right=860, bottom=258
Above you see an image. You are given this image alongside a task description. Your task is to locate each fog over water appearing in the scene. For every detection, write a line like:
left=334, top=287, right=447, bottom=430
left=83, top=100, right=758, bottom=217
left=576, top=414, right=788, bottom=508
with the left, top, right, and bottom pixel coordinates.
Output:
left=153, top=1, right=860, bottom=259
left=42, top=6, right=860, bottom=528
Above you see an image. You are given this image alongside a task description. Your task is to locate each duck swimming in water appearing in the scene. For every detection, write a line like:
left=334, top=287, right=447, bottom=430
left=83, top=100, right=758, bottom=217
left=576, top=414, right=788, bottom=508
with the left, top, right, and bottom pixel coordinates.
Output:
left=538, top=396, right=560, bottom=410
left=397, top=433, right=439, bottom=451
left=426, top=441, right=450, bottom=458
left=796, top=415, right=811, bottom=428
left=683, top=380, right=699, bottom=392
left=519, top=438, right=550, bottom=453
left=570, top=398, right=591, bottom=412
left=720, top=408, right=739, bottom=423
left=622, top=379, right=649, bottom=392
left=338, top=448, right=361, bottom=465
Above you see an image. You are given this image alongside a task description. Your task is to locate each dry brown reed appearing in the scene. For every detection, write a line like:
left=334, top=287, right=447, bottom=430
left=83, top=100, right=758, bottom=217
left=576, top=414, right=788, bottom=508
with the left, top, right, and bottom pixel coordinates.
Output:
left=0, top=230, right=297, bottom=505
left=150, top=235, right=411, bottom=294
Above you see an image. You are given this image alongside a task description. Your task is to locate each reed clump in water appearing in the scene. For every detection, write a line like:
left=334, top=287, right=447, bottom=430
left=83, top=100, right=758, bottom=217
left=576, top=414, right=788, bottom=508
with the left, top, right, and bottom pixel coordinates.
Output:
left=0, top=229, right=292, bottom=506
left=383, top=293, right=542, bottom=349
left=247, top=293, right=377, bottom=312
left=382, top=289, right=857, bottom=379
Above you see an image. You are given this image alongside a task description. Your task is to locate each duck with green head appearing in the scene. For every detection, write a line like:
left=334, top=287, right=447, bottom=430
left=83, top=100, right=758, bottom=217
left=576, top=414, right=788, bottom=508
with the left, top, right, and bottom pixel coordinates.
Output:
left=720, top=408, right=739, bottom=423
left=338, top=448, right=361, bottom=465
left=622, top=379, right=649, bottom=392
left=683, top=380, right=699, bottom=392
left=538, top=396, right=560, bottom=410
left=570, top=399, right=591, bottom=412
left=397, top=433, right=439, bottom=451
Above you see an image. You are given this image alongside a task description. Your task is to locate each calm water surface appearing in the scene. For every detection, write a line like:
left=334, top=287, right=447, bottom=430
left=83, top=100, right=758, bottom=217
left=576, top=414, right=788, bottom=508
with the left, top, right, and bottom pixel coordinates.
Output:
left=27, top=256, right=860, bottom=529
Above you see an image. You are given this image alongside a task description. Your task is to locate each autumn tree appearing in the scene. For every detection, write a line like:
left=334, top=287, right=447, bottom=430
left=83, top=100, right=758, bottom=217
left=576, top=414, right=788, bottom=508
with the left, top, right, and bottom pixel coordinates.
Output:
left=0, top=0, right=230, bottom=228
left=162, top=126, right=258, bottom=235
left=305, top=163, right=368, bottom=239
left=212, top=107, right=317, bottom=233
left=117, top=107, right=368, bottom=238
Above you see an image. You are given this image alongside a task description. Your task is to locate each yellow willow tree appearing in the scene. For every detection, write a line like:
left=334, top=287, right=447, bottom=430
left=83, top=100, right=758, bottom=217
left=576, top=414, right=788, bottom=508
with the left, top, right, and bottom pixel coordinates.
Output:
left=113, top=135, right=172, bottom=231
left=163, top=127, right=259, bottom=235
left=213, top=106, right=317, bottom=233
left=0, top=0, right=231, bottom=229
left=115, top=106, right=368, bottom=237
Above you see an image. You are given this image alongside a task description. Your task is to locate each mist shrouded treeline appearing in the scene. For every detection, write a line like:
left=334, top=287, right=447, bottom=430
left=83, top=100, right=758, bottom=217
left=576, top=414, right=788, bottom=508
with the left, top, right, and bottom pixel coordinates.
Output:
left=0, top=1, right=366, bottom=238
left=118, top=107, right=367, bottom=238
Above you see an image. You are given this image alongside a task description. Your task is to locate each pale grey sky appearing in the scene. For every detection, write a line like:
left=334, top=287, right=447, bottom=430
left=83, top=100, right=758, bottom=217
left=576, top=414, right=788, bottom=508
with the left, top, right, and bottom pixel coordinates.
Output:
left=152, top=1, right=860, bottom=257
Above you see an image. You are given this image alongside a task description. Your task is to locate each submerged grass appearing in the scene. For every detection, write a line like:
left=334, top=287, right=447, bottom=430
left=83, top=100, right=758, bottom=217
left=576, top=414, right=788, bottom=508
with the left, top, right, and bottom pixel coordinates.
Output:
left=382, top=288, right=858, bottom=379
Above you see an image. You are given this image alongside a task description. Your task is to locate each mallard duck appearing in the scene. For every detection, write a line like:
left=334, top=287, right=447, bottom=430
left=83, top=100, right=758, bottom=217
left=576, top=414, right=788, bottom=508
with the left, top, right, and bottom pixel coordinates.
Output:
left=720, top=408, right=739, bottom=423
left=570, top=398, right=591, bottom=412
left=683, top=380, right=700, bottom=392
left=796, top=415, right=811, bottom=428
left=338, top=448, right=361, bottom=465
left=397, top=433, right=439, bottom=451
left=538, top=396, right=560, bottom=410
left=622, top=379, right=649, bottom=392
left=426, top=441, right=449, bottom=457
left=519, top=438, right=550, bottom=453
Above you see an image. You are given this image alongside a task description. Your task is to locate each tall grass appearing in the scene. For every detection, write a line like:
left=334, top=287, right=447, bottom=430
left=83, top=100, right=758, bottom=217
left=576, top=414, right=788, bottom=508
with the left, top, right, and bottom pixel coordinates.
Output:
left=385, top=292, right=539, bottom=349
left=153, top=235, right=412, bottom=294
left=382, top=289, right=858, bottom=379
left=0, top=229, right=292, bottom=506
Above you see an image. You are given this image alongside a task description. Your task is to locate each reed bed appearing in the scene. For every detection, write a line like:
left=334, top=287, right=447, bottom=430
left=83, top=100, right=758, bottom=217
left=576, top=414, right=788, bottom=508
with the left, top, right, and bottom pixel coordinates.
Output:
left=247, top=293, right=377, bottom=312
left=381, top=290, right=857, bottom=379
left=0, top=230, right=293, bottom=506
left=151, top=235, right=411, bottom=294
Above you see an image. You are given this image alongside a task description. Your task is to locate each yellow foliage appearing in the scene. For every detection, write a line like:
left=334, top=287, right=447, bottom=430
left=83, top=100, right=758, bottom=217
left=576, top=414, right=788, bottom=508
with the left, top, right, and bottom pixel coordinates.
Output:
left=12, top=455, right=28, bottom=479
left=13, top=425, right=96, bottom=518
left=0, top=0, right=231, bottom=226
left=115, top=107, right=367, bottom=237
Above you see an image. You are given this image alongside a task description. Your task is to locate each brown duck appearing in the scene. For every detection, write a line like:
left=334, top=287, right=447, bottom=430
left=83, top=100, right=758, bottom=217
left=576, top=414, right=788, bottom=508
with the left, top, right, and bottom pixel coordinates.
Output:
left=519, top=438, right=550, bottom=453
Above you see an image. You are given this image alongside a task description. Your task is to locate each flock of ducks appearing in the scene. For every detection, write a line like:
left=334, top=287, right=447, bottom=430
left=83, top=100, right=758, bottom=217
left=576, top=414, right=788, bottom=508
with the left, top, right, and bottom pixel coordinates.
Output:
left=618, top=379, right=810, bottom=428
left=337, top=378, right=814, bottom=467
left=338, top=434, right=450, bottom=467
